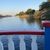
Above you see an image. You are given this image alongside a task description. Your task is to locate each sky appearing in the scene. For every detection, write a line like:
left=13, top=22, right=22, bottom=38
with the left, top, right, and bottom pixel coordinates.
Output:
left=0, top=0, right=47, bottom=15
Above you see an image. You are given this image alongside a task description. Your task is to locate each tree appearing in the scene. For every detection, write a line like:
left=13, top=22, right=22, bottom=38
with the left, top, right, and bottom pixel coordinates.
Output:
left=19, top=11, right=24, bottom=15
left=26, top=9, right=35, bottom=14
left=39, top=2, right=50, bottom=11
left=16, top=11, right=24, bottom=16
left=41, top=10, right=50, bottom=20
left=26, top=9, right=35, bottom=23
left=39, top=2, right=50, bottom=20
left=48, top=0, right=50, bottom=2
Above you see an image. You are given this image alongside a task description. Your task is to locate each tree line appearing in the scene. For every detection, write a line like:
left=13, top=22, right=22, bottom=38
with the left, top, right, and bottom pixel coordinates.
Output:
left=16, top=2, right=50, bottom=20
left=16, top=9, right=35, bottom=16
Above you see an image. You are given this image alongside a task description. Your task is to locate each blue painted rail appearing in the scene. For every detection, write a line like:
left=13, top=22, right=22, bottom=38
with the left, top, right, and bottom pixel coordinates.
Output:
left=42, top=21, right=50, bottom=50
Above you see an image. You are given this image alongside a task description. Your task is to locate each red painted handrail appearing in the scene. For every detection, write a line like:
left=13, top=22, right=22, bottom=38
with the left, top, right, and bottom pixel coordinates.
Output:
left=0, top=30, right=44, bottom=35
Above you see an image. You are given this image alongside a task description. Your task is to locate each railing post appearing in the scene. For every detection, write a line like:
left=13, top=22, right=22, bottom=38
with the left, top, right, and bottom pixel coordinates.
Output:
left=43, top=21, right=50, bottom=50
left=0, top=36, right=3, bottom=50
left=31, top=35, right=37, bottom=50
left=8, top=35, right=14, bottom=50
left=19, top=35, right=25, bottom=50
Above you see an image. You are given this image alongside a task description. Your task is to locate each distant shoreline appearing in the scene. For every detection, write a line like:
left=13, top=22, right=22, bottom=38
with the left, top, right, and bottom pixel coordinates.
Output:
left=0, top=15, right=12, bottom=18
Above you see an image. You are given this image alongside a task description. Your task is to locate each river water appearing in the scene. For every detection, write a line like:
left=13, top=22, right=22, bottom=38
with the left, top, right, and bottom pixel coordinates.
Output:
left=0, top=16, right=42, bottom=32
left=0, top=16, right=44, bottom=50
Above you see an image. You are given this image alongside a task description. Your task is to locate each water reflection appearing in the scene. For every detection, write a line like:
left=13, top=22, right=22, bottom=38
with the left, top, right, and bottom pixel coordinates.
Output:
left=26, top=15, right=34, bottom=24
left=0, top=16, right=42, bottom=31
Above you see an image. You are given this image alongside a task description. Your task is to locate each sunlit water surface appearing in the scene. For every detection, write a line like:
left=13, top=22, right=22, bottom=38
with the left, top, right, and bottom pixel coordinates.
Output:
left=0, top=16, right=42, bottom=32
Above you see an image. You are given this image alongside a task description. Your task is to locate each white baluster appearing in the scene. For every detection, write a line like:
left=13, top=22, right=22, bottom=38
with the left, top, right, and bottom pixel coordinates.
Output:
left=8, top=35, right=14, bottom=50
left=0, top=36, right=4, bottom=50
left=31, top=35, right=38, bottom=50
left=19, top=35, right=25, bottom=50
left=0, top=41, right=4, bottom=50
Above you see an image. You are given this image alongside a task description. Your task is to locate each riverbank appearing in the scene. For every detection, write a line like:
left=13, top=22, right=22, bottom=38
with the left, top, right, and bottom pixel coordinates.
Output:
left=0, top=15, right=12, bottom=19
left=16, top=14, right=34, bottom=19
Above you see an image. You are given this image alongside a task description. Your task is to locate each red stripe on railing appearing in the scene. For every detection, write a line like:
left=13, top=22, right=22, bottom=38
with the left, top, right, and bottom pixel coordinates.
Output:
left=0, top=32, right=44, bottom=35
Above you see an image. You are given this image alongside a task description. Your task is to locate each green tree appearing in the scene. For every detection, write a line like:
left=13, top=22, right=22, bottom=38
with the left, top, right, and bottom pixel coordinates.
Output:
left=39, top=2, right=50, bottom=20
left=42, top=10, right=50, bottom=20
left=19, top=11, right=24, bottom=15
left=39, top=2, right=50, bottom=11
left=48, top=0, right=50, bottom=2
left=15, top=11, right=24, bottom=16
left=26, top=9, right=35, bottom=23
left=26, top=9, right=35, bottom=14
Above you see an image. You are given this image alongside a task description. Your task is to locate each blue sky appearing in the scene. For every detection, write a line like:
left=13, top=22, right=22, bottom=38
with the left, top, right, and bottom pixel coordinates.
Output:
left=0, top=0, right=47, bottom=15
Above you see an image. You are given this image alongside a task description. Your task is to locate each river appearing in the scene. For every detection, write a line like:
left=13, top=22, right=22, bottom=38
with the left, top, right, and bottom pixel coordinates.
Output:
left=0, top=16, right=42, bottom=32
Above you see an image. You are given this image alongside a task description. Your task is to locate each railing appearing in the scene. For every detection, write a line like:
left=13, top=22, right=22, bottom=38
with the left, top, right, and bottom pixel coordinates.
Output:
left=0, top=31, right=44, bottom=35
left=0, top=31, right=44, bottom=50
left=0, top=21, right=50, bottom=50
